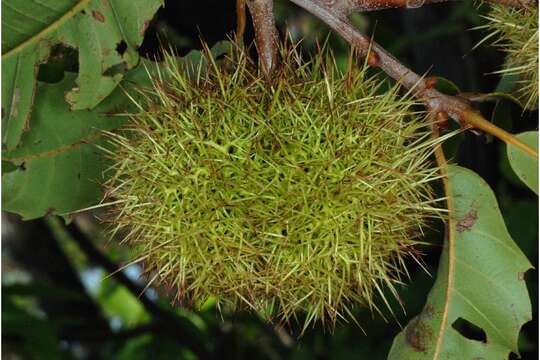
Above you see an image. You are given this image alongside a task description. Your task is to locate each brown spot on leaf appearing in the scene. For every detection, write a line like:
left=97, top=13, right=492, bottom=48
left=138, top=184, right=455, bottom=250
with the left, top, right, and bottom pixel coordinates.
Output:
left=457, top=209, right=477, bottom=232
left=518, top=272, right=525, bottom=280
left=23, top=118, right=31, bottom=132
left=92, top=10, right=105, bottom=22
left=424, top=304, right=435, bottom=318
left=44, top=208, right=56, bottom=217
left=141, top=20, right=151, bottom=36
left=405, top=316, right=430, bottom=352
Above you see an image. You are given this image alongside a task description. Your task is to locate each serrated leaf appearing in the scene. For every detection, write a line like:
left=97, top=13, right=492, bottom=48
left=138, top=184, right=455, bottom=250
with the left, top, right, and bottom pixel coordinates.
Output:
left=58, top=0, right=163, bottom=109
left=2, top=0, right=162, bottom=121
left=1, top=43, right=49, bottom=151
left=1, top=0, right=89, bottom=54
left=2, top=65, right=152, bottom=220
left=3, top=75, right=122, bottom=160
left=388, top=165, right=532, bottom=359
left=507, top=131, right=538, bottom=195
left=2, top=43, right=232, bottom=220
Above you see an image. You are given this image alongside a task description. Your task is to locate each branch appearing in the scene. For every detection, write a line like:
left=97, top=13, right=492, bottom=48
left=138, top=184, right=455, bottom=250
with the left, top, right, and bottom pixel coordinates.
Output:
left=335, top=0, right=533, bottom=13
left=237, top=0, right=247, bottom=39
left=247, top=0, right=279, bottom=77
left=341, top=0, right=455, bottom=13
left=288, top=0, right=538, bottom=159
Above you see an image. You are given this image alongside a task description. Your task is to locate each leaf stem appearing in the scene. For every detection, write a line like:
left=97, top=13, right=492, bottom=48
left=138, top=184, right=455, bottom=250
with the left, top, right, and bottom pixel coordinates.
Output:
left=430, top=123, right=455, bottom=359
left=463, top=109, right=539, bottom=159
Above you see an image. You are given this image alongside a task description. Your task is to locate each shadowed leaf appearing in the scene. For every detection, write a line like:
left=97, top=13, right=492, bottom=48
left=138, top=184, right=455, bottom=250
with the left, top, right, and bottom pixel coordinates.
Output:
left=507, top=131, right=538, bottom=195
left=2, top=64, right=152, bottom=220
left=1, top=0, right=163, bottom=150
left=388, top=165, right=532, bottom=359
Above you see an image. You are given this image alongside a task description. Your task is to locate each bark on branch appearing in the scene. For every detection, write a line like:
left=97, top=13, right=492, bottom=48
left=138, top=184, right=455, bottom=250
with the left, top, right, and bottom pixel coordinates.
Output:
left=247, top=0, right=279, bottom=77
left=325, top=0, right=534, bottom=14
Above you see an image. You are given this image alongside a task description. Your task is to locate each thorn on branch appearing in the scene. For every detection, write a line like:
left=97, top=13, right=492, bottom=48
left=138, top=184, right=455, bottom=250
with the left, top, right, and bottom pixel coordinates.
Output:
left=247, top=0, right=278, bottom=78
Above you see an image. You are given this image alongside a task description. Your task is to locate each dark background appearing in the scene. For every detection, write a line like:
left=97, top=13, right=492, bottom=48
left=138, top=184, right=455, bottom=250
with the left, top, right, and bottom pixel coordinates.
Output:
left=2, top=1, right=538, bottom=359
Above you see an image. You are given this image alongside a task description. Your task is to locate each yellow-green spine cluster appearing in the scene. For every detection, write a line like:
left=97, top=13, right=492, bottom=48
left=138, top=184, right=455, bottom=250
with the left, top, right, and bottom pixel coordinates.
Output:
left=104, top=45, right=445, bottom=330
left=481, top=6, right=539, bottom=110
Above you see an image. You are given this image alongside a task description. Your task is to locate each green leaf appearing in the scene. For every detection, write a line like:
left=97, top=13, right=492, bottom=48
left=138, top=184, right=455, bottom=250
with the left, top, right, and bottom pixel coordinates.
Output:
left=388, top=165, right=532, bottom=359
left=2, top=43, right=232, bottom=220
left=4, top=76, right=121, bottom=160
left=507, top=131, right=538, bottom=195
left=434, top=77, right=460, bottom=96
left=2, top=0, right=89, bottom=55
left=2, top=0, right=163, bottom=125
left=3, top=143, right=108, bottom=220
left=58, top=0, right=163, bottom=110
left=2, top=65, right=151, bottom=220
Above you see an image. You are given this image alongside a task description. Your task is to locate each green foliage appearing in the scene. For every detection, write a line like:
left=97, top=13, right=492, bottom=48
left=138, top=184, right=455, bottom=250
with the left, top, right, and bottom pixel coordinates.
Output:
left=389, top=165, right=532, bottom=359
left=1, top=2, right=537, bottom=359
left=1, top=40, right=231, bottom=221
left=2, top=67, right=151, bottom=220
left=3, top=298, right=62, bottom=359
left=105, top=45, right=446, bottom=330
left=2, top=0, right=163, bottom=150
left=507, top=131, right=538, bottom=195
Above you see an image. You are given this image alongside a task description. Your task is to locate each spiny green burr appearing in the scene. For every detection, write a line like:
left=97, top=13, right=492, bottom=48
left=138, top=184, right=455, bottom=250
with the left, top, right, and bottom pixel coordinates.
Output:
left=104, top=43, right=446, bottom=331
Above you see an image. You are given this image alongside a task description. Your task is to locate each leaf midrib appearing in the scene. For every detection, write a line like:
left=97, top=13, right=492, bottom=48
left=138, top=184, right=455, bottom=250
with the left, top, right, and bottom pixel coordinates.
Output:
left=2, top=0, right=92, bottom=60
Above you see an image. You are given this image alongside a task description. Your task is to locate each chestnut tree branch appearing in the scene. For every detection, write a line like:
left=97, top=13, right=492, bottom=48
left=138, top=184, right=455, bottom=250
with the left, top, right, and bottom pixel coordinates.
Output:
left=247, top=0, right=279, bottom=77
left=333, top=0, right=534, bottom=13
left=288, top=0, right=538, bottom=158
left=237, top=0, right=247, bottom=39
